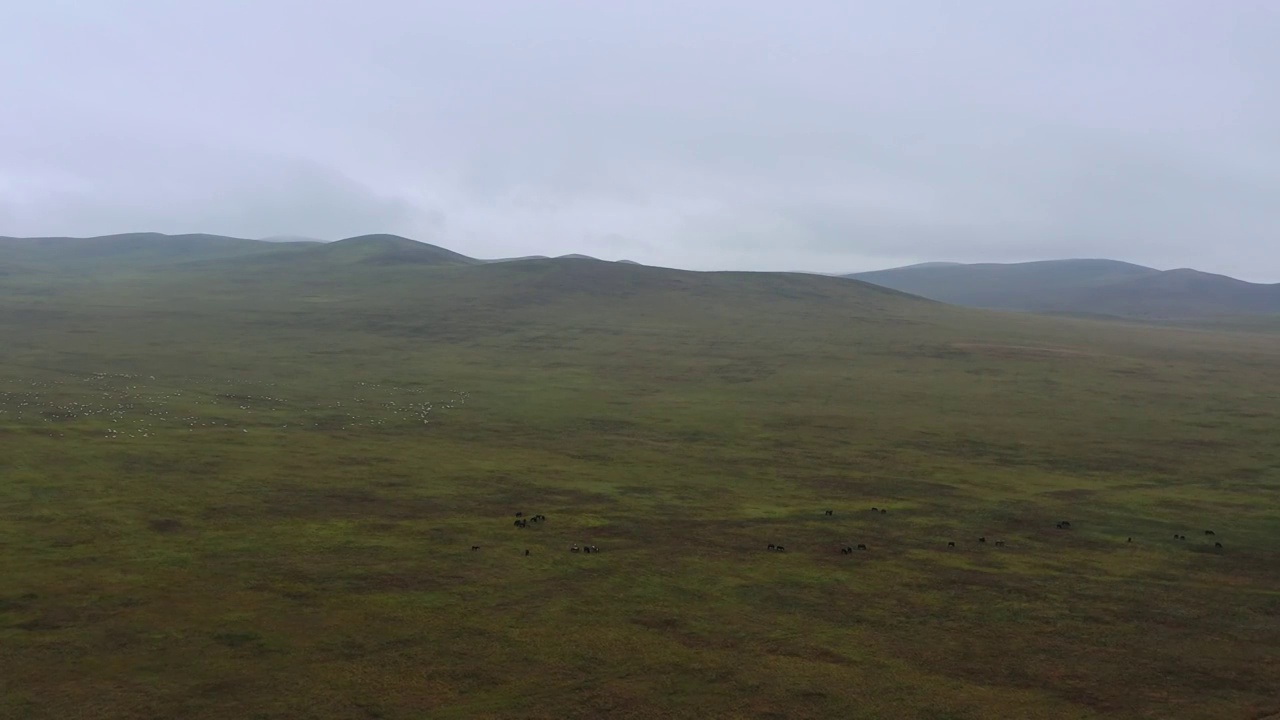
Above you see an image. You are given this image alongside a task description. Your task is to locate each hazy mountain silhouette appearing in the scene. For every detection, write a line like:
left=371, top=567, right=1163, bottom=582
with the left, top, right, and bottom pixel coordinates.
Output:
left=847, top=259, right=1280, bottom=319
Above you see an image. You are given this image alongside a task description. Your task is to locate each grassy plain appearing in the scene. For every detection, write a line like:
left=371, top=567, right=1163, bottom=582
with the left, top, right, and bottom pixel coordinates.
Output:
left=1, top=255, right=1279, bottom=719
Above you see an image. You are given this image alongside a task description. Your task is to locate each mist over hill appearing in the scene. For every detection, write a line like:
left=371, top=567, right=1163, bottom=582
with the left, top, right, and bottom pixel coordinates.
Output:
left=0, top=233, right=637, bottom=273
left=847, top=259, right=1280, bottom=320
left=5, top=232, right=1278, bottom=323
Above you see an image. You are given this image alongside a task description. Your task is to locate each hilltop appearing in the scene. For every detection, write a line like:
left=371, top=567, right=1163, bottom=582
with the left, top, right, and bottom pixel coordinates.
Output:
left=0, top=233, right=644, bottom=278
left=847, top=259, right=1280, bottom=320
left=293, top=233, right=479, bottom=266
left=0, top=232, right=313, bottom=274
left=7, top=233, right=1280, bottom=323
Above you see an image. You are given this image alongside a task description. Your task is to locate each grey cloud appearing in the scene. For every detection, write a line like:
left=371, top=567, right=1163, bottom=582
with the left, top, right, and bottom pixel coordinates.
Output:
left=3, top=1, right=1279, bottom=278
left=0, top=146, right=422, bottom=240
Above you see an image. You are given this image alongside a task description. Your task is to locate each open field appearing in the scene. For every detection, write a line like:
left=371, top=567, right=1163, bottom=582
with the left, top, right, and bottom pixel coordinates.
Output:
left=2, top=254, right=1279, bottom=719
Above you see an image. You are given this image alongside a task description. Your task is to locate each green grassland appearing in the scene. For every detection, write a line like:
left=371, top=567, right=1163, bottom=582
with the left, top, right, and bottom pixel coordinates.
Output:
left=1, top=252, right=1279, bottom=719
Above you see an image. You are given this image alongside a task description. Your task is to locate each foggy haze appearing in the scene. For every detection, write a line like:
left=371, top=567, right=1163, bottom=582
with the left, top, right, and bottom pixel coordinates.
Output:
left=3, top=1, right=1278, bottom=279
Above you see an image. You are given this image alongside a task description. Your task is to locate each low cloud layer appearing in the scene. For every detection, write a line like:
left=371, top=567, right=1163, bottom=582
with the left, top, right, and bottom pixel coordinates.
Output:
left=4, top=1, right=1278, bottom=278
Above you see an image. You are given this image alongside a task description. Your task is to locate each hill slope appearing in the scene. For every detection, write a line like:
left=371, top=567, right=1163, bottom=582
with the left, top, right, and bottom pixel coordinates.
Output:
left=1, top=253, right=1278, bottom=719
left=847, top=259, right=1280, bottom=319
left=298, top=234, right=479, bottom=266
left=1066, top=268, right=1280, bottom=319
left=0, top=231, right=640, bottom=277
left=0, top=232, right=311, bottom=274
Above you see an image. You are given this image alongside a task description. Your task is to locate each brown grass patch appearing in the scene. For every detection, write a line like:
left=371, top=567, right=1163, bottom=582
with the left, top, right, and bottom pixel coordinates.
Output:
left=951, top=343, right=1096, bottom=359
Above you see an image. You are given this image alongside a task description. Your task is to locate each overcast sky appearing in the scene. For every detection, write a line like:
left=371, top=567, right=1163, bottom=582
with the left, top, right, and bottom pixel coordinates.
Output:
left=3, top=1, right=1278, bottom=278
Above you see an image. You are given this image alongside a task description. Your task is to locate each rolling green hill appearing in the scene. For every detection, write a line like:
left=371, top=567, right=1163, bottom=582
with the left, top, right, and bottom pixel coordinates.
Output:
left=847, top=259, right=1280, bottom=320
left=0, top=232, right=315, bottom=274
left=298, top=233, right=480, bottom=266
left=1, top=243, right=1278, bottom=719
left=0, top=233, right=627, bottom=278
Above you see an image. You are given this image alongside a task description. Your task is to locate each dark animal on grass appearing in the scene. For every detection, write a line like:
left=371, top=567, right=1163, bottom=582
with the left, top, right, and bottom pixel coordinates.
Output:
left=768, top=544, right=776, bottom=551
left=979, top=537, right=986, bottom=543
left=1127, top=537, right=1132, bottom=543
left=995, top=541, right=1005, bottom=547
left=525, top=549, right=530, bottom=556
left=1205, top=530, right=1215, bottom=535
left=1215, top=542, right=1223, bottom=548
left=1060, top=521, right=1071, bottom=528
left=570, top=544, right=580, bottom=552
left=879, top=509, right=887, bottom=515
left=775, top=545, right=785, bottom=552
left=590, top=545, right=599, bottom=553
left=514, top=519, right=527, bottom=528
left=515, top=512, right=524, bottom=517
left=825, top=510, right=833, bottom=516
left=871, top=507, right=878, bottom=512
left=471, top=545, right=479, bottom=551
left=947, top=541, right=955, bottom=547
left=857, top=544, right=867, bottom=551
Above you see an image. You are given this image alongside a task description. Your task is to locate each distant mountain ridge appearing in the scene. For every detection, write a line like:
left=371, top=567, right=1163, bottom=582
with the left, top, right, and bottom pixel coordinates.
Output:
left=0, top=233, right=639, bottom=272
left=0, top=232, right=314, bottom=273
left=846, top=259, right=1280, bottom=320
left=5, top=233, right=1276, bottom=321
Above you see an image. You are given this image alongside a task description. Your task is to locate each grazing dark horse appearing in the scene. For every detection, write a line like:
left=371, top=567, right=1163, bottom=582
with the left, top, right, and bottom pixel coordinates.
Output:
left=947, top=541, right=956, bottom=547
left=840, top=547, right=852, bottom=554
left=1204, top=530, right=1215, bottom=535
left=857, top=544, right=867, bottom=551
left=1060, top=521, right=1071, bottom=528
left=879, top=509, right=887, bottom=515
left=1215, top=542, right=1223, bottom=548
left=979, top=537, right=986, bottom=543
left=471, top=545, right=480, bottom=551
left=825, top=510, right=834, bottom=516
left=775, top=545, right=785, bottom=552
left=514, top=519, right=527, bottom=528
